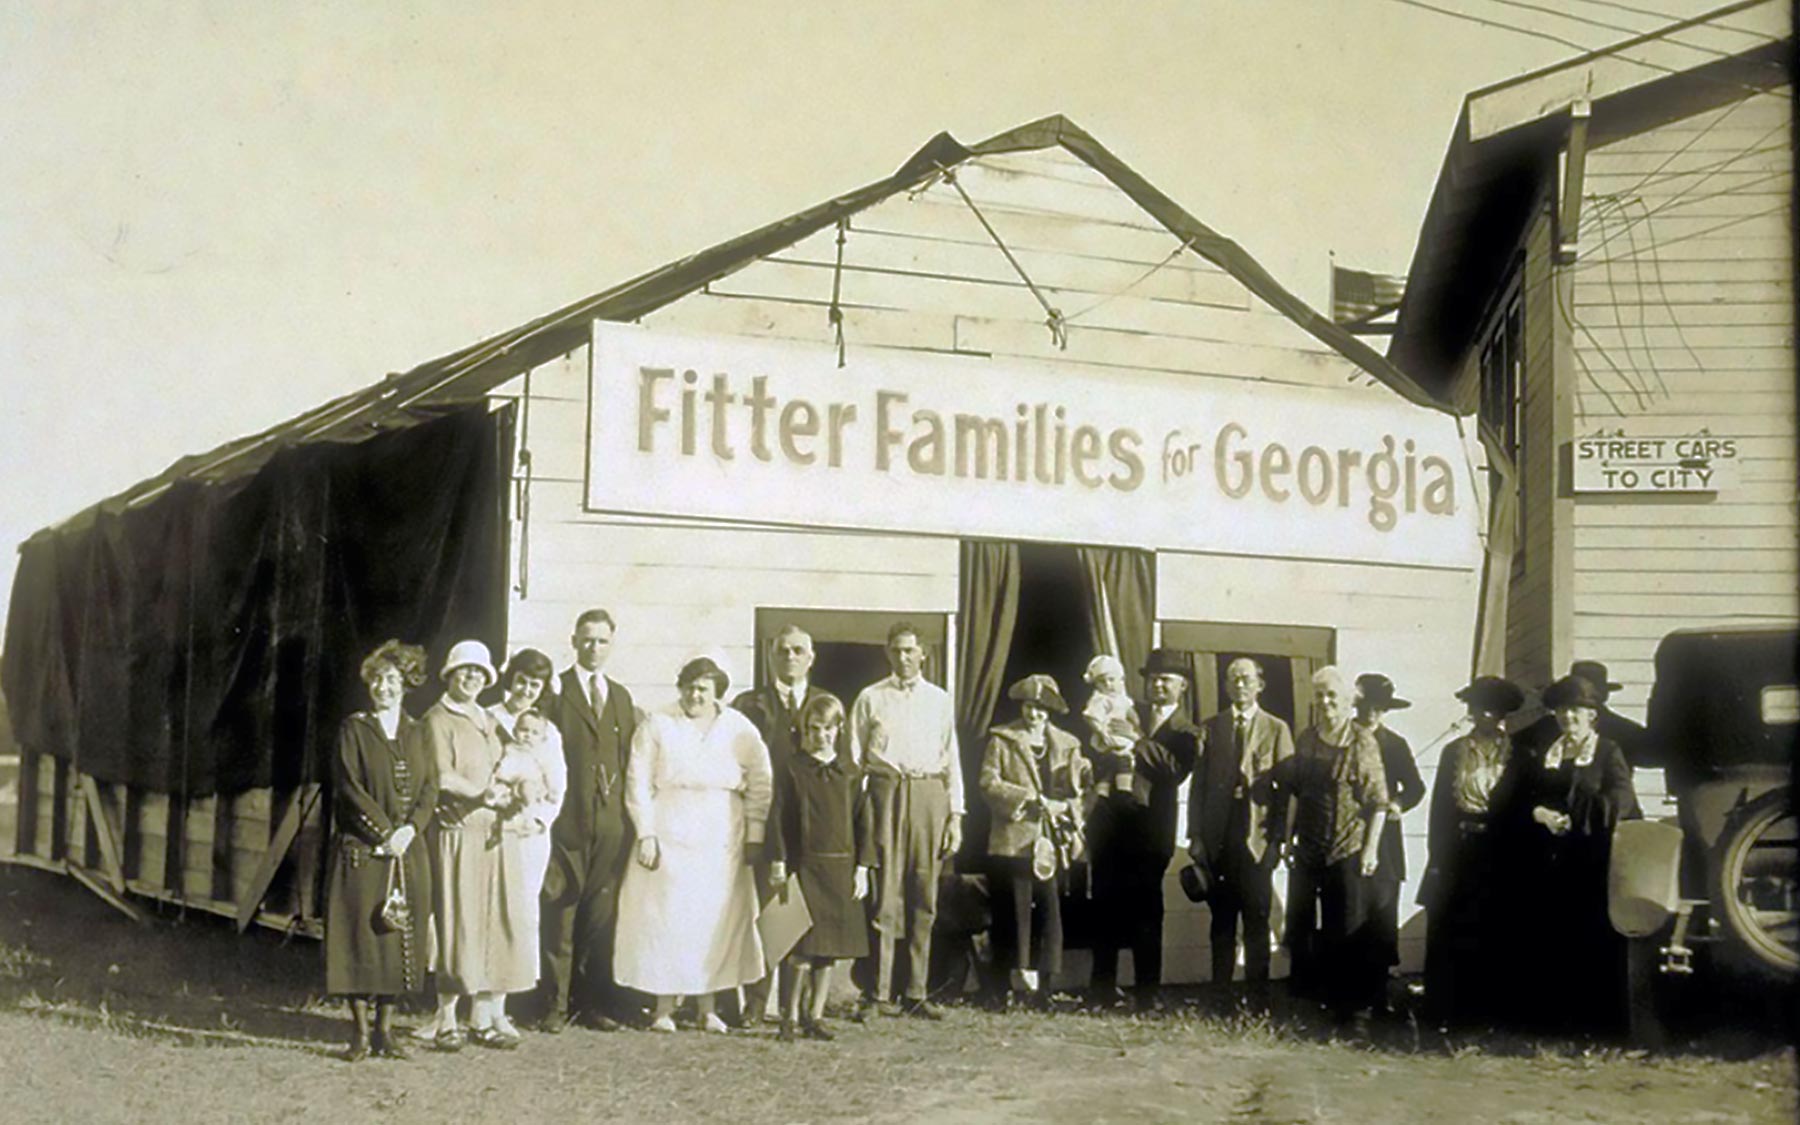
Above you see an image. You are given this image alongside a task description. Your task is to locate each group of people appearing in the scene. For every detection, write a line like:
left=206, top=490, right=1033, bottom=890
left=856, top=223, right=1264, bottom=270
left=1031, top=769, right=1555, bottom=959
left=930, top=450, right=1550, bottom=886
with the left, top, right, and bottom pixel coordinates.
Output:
left=324, top=606, right=1645, bottom=1059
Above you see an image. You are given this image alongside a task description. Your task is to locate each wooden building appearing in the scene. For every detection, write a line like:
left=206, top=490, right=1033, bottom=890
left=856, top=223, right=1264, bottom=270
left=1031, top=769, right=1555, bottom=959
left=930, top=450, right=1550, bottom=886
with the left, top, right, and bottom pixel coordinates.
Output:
left=6, top=117, right=1485, bottom=981
left=1387, top=2, right=1795, bottom=809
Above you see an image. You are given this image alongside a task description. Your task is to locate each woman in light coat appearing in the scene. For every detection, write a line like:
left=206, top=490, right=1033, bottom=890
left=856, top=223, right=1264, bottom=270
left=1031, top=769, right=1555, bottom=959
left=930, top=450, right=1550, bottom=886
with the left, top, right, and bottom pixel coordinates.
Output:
left=417, top=639, right=536, bottom=1051
left=980, top=673, right=1091, bottom=1007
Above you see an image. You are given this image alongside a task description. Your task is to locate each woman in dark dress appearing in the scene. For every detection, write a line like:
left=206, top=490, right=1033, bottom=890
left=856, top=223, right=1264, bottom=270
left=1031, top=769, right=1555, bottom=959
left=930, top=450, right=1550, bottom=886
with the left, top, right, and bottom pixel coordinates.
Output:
left=1498, top=673, right=1641, bottom=1032
left=1419, top=675, right=1523, bottom=1027
left=325, top=640, right=438, bottom=1061
left=768, top=692, right=874, bottom=1041
left=979, top=674, right=1091, bottom=1009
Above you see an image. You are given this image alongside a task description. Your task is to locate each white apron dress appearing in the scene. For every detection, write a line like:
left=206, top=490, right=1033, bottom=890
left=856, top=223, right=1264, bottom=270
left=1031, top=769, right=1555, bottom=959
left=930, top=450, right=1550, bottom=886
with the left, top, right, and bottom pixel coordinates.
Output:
left=614, top=705, right=773, bottom=995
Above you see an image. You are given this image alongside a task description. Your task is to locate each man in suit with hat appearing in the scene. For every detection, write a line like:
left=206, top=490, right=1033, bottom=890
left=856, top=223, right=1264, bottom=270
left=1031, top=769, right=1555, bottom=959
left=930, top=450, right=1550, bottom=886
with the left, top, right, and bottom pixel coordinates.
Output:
left=1186, top=658, right=1294, bottom=998
left=538, top=608, right=640, bottom=1032
left=724, top=624, right=834, bottom=1025
left=1086, top=647, right=1199, bottom=1012
left=1515, top=660, right=1653, bottom=766
left=1352, top=672, right=1426, bottom=1003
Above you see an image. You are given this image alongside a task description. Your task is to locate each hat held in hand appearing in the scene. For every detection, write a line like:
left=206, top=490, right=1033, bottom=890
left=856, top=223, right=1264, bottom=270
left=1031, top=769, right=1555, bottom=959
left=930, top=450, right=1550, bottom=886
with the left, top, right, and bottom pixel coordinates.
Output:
left=1179, top=860, right=1213, bottom=903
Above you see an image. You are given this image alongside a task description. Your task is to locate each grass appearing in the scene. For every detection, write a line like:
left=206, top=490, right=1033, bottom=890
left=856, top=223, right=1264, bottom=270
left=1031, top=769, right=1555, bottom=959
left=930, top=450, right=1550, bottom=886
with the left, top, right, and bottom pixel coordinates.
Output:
left=0, top=863, right=1792, bottom=1124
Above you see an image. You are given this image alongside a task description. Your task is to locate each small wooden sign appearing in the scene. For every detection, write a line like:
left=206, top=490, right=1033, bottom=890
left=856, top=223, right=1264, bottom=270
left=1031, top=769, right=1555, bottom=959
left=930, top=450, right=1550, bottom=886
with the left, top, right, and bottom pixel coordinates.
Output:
left=1570, top=431, right=1740, bottom=494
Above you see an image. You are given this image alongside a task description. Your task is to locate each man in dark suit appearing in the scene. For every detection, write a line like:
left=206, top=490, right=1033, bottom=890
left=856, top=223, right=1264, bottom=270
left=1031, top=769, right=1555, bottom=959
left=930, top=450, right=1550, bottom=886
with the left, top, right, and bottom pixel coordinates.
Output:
left=1187, top=658, right=1295, bottom=996
left=538, top=608, right=639, bottom=1032
left=1086, top=647, right=1199, bottom=1012
left=724, top=624, right=832, bottom=1025
left=1352, top=672, right=1426, bottom=1006
left=1514, top=660, right=1653, bottom=765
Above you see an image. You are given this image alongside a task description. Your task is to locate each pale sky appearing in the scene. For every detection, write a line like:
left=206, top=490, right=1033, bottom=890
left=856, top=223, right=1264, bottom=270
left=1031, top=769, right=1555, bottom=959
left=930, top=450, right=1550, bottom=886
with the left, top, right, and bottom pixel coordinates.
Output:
left=0, top=0, right=1753, bottom=629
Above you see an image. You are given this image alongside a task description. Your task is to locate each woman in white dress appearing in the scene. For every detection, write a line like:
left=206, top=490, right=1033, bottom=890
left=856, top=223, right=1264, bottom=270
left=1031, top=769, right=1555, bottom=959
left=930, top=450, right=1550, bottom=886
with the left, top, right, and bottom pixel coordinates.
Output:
left=615, top=654, right=774, bottom=1033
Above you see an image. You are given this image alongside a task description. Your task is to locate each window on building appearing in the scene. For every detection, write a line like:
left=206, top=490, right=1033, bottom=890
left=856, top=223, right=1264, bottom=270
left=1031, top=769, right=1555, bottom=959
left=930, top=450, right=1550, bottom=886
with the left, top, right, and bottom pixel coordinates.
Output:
left=1157, top=620, right=1337, bottom=730
left=751, top=607, right=949, bottom=704
left=1478, top=284, right=1525, bottom=571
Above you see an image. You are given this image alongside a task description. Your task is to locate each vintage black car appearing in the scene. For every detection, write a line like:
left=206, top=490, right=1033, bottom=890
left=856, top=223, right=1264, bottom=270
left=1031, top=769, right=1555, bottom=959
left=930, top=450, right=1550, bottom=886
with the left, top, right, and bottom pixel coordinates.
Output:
left=1609, top=625, right=1796, bottom=1039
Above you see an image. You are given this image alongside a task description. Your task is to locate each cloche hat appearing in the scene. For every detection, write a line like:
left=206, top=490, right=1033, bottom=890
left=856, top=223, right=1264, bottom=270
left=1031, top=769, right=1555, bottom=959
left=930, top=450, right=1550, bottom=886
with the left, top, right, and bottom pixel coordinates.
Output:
left=441, top=639, right=498, bottom=687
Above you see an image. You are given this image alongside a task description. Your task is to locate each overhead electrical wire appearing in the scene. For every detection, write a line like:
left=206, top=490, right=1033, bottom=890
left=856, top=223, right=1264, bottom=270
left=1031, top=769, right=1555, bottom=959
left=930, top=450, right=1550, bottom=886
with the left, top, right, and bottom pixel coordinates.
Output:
left=1479, top=0, right=1748, bottom=61
left=1564, top=0, right=1780, bottom=41
left=1382, top=0, right=1791, bottom=99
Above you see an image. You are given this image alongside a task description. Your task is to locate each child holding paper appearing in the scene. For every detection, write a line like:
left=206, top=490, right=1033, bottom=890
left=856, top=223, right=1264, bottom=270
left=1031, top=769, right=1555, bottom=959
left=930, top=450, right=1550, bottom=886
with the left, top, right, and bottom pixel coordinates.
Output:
left=767, top=692, right=875, bottom=1042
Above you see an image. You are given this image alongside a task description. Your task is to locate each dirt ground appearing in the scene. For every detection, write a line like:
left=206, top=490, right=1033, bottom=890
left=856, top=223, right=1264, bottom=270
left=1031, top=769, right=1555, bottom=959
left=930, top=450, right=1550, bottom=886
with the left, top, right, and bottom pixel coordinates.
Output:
left=0, top=865, right=1791, bottom=1125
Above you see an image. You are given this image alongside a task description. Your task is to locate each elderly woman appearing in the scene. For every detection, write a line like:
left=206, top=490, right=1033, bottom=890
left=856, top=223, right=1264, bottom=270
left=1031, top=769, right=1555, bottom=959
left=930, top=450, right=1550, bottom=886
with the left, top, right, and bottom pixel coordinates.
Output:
left=417, top=639, right=536, bottom=1052
left=325, top=640, right=438, bottom=1061
left=981, top=674, right=1091, bottom=1008
left=616, top=654, right=774, bottom=1033
left=1500, top=673, right=1641, bottom=1031
left=1419, top=675, right=1524, bottom=1027
left=1278, top=665, right=1389, bottom=1023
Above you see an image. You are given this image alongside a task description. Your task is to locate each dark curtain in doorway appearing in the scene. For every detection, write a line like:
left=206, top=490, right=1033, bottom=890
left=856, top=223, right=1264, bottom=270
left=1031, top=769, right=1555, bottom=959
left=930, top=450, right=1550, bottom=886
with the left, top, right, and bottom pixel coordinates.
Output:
left=1075, top=546, right=1156, bottom=699
left=955, top=540, right=1021, bottom=746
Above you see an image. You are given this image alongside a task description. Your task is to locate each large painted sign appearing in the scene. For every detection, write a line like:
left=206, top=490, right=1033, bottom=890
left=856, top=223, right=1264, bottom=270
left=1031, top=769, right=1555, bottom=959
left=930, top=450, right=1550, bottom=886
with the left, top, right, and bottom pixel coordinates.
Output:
left=587, top=324, right=1483, bottom=569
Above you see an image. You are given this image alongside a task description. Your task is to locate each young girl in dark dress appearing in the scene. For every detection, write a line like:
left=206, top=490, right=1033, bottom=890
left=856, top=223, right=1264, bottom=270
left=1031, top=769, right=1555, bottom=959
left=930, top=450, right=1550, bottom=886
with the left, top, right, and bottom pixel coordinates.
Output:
left=325, top=640, right=438, bottom=1061
left=768, top=693, right=875, bottom=1042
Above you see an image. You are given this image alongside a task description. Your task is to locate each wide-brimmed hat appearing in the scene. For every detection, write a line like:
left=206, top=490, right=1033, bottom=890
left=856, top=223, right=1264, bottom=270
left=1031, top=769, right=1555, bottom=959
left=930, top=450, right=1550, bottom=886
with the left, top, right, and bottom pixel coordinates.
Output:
left=1179, top=860, right=1213, bottom=904
left=441, top=639, right=498, bottom=687
left=1455, top=675, right=1525, bottom=715
left=1008, top=673, right=1068, bottom=714
left=1141, top=648, right=1189, bottom=680
left=1569, top=660, right=1623, bottom=696
left=1355, top=672, right=1411, bottom=711
left=1542, top=673, right=1607, bottom=712
left=1083, top=654, right=1125, bottom=685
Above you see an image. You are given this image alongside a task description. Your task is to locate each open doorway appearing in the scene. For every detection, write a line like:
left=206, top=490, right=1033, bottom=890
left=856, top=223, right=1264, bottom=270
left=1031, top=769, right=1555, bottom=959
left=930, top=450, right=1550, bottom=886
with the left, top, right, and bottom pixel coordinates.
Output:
left=995, top=544, right=1096, bottom=721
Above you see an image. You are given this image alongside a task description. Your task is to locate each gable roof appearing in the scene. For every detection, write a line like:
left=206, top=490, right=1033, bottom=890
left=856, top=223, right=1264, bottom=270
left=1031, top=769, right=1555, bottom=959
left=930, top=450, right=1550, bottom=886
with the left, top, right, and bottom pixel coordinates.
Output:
left=1387, top=0, right=1792, bottom=393
left=40, top=114, right=1445, bottom=542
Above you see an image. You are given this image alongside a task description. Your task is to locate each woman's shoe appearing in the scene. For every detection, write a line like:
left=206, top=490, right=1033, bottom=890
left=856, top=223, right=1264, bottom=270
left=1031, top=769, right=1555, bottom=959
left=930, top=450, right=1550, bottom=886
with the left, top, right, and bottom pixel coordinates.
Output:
left=433, top=1028, right=466, bottom=1053
left=800, top=1019, right=836, bottom=1042
left=648, top=1015, right=677, bottom=1034
left=343, top=1037, right=370, bottom=1063
left=701, top=1011, right=730, bottom=1034
left=776, top=1018, right=796, bottom=1043
left=470, top=1026, right=521, bottom=1051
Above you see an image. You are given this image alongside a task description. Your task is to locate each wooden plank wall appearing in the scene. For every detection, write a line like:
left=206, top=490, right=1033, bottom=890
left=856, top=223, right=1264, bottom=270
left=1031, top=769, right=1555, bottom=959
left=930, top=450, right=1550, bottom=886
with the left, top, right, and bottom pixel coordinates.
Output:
left=1567, top=89, right=1797, bottom=720
left=8, top=749, right=326, bottom=933
left=1159, top=552, right=1481, bottom=977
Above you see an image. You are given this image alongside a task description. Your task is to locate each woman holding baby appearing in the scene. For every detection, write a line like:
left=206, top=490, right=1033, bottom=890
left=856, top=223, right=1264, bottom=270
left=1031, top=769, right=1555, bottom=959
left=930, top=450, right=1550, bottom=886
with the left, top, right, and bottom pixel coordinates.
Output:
left=414, top=639, right=549, bottom=1052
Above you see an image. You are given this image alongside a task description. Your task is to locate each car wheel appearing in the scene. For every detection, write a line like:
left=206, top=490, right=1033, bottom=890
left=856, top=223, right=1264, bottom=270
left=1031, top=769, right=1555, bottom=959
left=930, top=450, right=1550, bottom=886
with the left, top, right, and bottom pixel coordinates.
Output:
left=1708, top=788, right=1798, bottom=978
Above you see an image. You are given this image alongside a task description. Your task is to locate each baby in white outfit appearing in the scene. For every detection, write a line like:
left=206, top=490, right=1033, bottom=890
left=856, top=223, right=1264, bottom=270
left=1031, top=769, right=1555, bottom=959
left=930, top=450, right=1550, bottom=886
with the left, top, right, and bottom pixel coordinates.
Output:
left=1081, top=654, right=1141, bottom=797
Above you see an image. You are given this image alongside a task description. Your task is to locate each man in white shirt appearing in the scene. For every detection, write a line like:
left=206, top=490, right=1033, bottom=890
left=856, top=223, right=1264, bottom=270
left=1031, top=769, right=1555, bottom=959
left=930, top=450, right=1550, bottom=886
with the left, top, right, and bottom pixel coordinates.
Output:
left=849, top=622, right=961, bottom=1019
